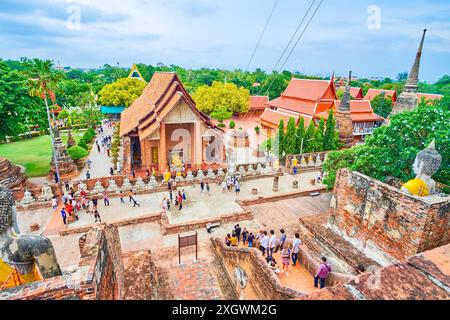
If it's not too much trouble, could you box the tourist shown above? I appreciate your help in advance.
[234,180,240,196]
[166,198,171,211]
[206,182,210,193]
[234,224,242,244]
[178,191,183,210]
[278,229,287,251]
[103,192,110,206]
[292,233,302,266]
[87,159,92,169]
[62,193,68,204]
[221,180,227,192]
[230,233,238,247]
[96,143,100,153]
[65,181,70,192]
[169,190,173,202]
[110,167,114,176]
[119,191,125,204]
[132,168,136,179]
[94,209,102,223]
[259,231,269,256]
[314,257,332,289]
[247,232,255,248]
[182,189,187,201]
[76,201,81,213]
[70,187,75,199]
[51,196,58,210]
[242,227,248,245]
[146,168,150,177]
[92,196,98,210]
[60,208,67,226]
[316,170,323,183]
[86,170,91,180]
[162,197,168,212]
[106,147,110,157]
[225,233,231,246]
[54,172,59,183]
[168,179,172,191]
[268,258,280,274]
[200,180,205,192]
[131,193,141,207]
[128,189,134,203]
[268,230,277,259]
[293,166,298,176]
[71,198,77,213]
[281,244,292,275]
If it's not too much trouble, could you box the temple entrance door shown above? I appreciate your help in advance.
[130,136,142,169]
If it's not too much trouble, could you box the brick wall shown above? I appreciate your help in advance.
[0,224,125,300]
[329,168,450,261]
[211,238,305,300]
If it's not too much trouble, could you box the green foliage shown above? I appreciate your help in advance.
[210,105,233,122]
[88,128,96,136]
[218,123,226,128]
[273,119,285,158]
[295,117,305,154]
[303,121,316,153]
[255,126,260,134]
[324,109,340,151]
[192,81,250,114]
[371,94,393,118]
[68,145,89,160]
[82,131,93,143]
[323,99,450,189]
[98,78,146,107]
[77,139,89,150]
[285,117,297,155]
[229,120,236,129]
[315,118,326,152]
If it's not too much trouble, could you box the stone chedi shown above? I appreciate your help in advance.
[334,71,354,149]
[48,126,78,182]
[0,186,62,286]
[401,140,442,197]
[391,29,427,116]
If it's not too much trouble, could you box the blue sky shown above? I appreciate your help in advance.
[0,0,449,81]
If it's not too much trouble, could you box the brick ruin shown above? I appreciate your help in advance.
[328,168,449,263]
[0,224,154,300]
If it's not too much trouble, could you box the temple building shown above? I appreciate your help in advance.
[364,89,397,102]
[259,77,382,143]
[248,96,269,116]
[120,72,223,173]
[128,63,146,82]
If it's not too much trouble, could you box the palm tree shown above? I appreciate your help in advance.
[25,59,64,187]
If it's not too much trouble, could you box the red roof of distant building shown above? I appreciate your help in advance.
[364,89,397,102]
[282,78,335,101]
[259,108,301,129]
[315,100,383,122]
[249,96,269,110]
[416,93,443,102]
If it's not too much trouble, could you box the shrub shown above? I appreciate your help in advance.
[78,139,89,150]
[68,145,89,160]
[88,128,96,137]
[82,131,93,143]
[255,126,260,134]
[218,123,226,128]
[229,120,235,129]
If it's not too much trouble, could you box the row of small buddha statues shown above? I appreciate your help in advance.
[290,152,328,169]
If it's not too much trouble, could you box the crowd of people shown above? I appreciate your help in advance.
[223,224,331,289]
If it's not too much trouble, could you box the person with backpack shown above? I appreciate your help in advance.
[292,233,302,266]
[281,244,292,275]
[314,257,332,289]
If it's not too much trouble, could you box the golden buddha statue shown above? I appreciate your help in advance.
[171,153,182,169]
[273,159,279,171]
[164,170,171,182]
[292,157,298,167]
[401,140,442,197]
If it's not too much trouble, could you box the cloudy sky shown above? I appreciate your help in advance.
[1,0,449,81]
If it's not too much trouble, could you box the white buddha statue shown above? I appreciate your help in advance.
[401,140,442,197]
[38,183,53,202]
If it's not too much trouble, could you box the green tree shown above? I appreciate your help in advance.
[285,117,297,155]
[324,109,339,151]
[315,118,326,152]
[192,81,250,114]
[210,105,233,123]
[371,93,393,118]
[323,99,450,189]
[98,77,146,107]
[295,117,305,154]
[303,121,316,153]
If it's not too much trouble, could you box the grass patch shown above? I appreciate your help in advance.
[0,131,85,177]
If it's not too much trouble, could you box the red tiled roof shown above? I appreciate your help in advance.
[282,78,333,101]
[120,72,221,139]
[259,109,299,129]
[416,92,443,101]
[364,89,397,102]
[249,96,269,110]
[315,100,383,122]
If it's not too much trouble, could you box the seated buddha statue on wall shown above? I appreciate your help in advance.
[401,140,442,197]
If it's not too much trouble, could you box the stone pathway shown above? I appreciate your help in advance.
[79,124,115,180]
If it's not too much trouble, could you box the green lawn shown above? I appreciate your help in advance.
[0,131,85,177]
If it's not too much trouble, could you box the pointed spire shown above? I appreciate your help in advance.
[427,139,436,150]
[338,71,351,112]
[404,29,427,92]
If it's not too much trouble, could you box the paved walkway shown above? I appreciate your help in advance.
[79,124,115,180]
